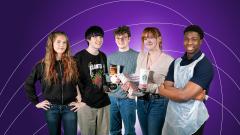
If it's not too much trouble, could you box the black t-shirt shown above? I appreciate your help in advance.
[165,51,214,93]
[74,49,110,108]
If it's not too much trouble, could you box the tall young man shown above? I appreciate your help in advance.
[159,25,214,135]
[107,26,138,135]
[75,26,110,135]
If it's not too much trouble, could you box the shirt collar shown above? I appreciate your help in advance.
[182,50,202,61]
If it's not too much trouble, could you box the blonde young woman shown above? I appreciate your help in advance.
[135,27,174,135]
[25,31,81,135]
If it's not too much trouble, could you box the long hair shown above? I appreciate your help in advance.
[141,27,162,51]
[44,31,78,84]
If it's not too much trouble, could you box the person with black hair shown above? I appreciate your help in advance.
[74,26,110,135]
[158,25,214,135]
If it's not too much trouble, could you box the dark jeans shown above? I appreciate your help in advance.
[137,95,168,135]
[45,104,77,135]
[109,96,136,135]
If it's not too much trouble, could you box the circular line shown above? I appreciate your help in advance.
[32,123,47,135]
[1,1,237,134]
[3,23,237,134]
[208,96,240,126]
[0,83,24,118]
[204,39,224,135]
[3,93,42,135]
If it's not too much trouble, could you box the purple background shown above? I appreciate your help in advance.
[1,0,240,134]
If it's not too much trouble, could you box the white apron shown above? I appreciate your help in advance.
[162,53,209,135]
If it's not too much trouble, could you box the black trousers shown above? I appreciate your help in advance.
[192,123,205,135]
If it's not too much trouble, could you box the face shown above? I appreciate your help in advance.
[53,35,67,55]
[87,36,103,49]
[115,33,130,50]
[143,33,161,51]
[184,31,202,55]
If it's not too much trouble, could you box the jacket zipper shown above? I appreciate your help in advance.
[59,62,64,104]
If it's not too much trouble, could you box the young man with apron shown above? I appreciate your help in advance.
[158,25,214,135]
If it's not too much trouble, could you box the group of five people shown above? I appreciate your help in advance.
[24,24,214,135]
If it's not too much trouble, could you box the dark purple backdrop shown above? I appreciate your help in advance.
[0,0,240,134]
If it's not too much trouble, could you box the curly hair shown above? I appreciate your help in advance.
[114,26,131,37]
[184,25,204,39]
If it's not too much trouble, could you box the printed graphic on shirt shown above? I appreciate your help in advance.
[88,62,104,88]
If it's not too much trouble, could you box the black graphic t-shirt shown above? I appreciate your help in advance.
[89,63,104,88]
[74,49,110,108]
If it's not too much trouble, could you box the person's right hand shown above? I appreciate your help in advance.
[138,84,147,90]
[35,100,51,110]
[110,74,120,84]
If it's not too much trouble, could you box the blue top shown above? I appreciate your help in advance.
[165,51,214,92]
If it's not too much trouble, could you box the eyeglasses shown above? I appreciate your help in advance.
[116,36,129,40]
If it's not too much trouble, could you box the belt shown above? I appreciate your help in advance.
[138,93,163,100]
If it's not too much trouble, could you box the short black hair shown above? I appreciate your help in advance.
[114,26,131,37]
[85,26,104,40]
[184,25,204,39]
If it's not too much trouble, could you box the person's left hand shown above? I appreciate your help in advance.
[121,81,131,91]
[156,84,165,95]
[195,90,206,101]
[69,102,83,112]
[76,95,81,103]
